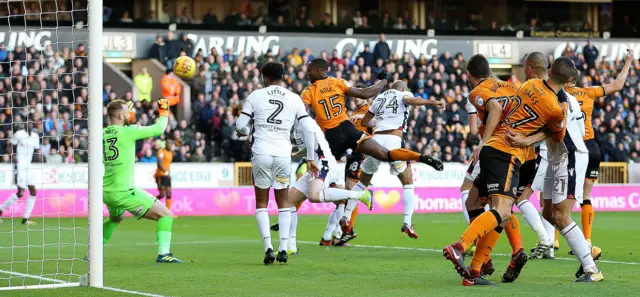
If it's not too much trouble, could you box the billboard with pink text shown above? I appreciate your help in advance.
[1,185,639,218]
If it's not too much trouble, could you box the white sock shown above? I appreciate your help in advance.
[322,208,339,240]
[561,221,597,272]
[484,204,490,211]
[319,188,363,202]
[335,204,345,225]
[403,185,415,225]
[23,195,36,219]
[0,194,19,212]
[461,190,470,224]
[277,208,291,252]
[343,182,367,219]
[542,215,556,246]
[255,208,273,252]
[517,200,549,244]
[289,207,298,251]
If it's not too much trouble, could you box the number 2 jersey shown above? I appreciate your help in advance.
[301,77,351,132]
[241,85,308,158]
[103,117,168,192]
[369,89,412,132]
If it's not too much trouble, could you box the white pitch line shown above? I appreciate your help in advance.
[0,269,67,284]
[101,286,171,297]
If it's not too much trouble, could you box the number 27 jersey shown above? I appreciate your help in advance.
[242,85,308,158]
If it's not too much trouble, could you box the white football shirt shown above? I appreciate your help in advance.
[545,90,587,163]
[369,89,412,133]
[11,130,40,167]
[240,85,308,158]
[293,120,336,165]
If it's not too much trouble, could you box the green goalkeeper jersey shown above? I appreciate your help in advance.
[103,117,168,192]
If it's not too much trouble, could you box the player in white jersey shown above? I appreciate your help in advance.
[236,62,318,265]
[460,97,482,225]
[0,124,40,225]
[350,81,444,238]
[508,57,602,282]
[287,120,372,254]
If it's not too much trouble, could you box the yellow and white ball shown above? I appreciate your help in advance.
[172,56,196,79]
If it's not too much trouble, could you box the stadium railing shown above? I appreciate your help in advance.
[234,162,253,186]
[599,162,628,184]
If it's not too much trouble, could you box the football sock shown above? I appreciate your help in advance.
[156,216,173,255]
[517,200,548,245]
[255,208,273,251]
[581,200,594,241]
[289,207,298,243]
[561,221,597,272]
[322,208,339,240]
[277,208,291,252]
[461,190,470,224]
[23,195,36,220]
[388,148,421,161]
[166,197,172,210]
[541,215,556,246]
[319,188,364,202]
[458,209,502,251]
[103,219,119,244]
[0,194,18,212]
[403,185,415,225]
[504,214,523,254]
[343,182,367,218]
[349,205,358,229]
[555,229,559,246]
[469,227,501,273]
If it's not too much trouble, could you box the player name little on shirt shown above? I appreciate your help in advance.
[255,123,290,133]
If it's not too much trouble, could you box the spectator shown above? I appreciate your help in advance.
[320,13,335,27]
[165,31,180,68]
[178,33,195,57]
[134,67,153,103]
[353,10,363,28]
[176,6,193,24]
[203,8,218,25]
[191,147,206,162]
[120,10,134,23]
[147,10,158,23]
[374,33,391,62]
[46,148,63,165]
[223,48,236,63]
[288,48,303,67]
[140,148,157,163]
[358,44,374,67]
[161,69,181,106]
[394,17,407,30]
[583,40,599,69]
[149,35,167,66]
[0,44,6,62]
[103,6,113,22]
[158,5,171,23]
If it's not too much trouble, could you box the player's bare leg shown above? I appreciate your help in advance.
[397,167,418,239]
[0,187,34,224]
[551,199,602,282]
[274,187,291,263]
[356,138,443,171]
[287,187,308,255]
[254,186,276,264]
[22,186,38,225]
[460,178,475,224]
[143,200,183,263]
[165,185,173,210]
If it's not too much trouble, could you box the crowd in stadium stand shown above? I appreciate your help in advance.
[0,32,639,164]
[140,32,640,163]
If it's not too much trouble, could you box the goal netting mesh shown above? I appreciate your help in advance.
[0,0,89,290]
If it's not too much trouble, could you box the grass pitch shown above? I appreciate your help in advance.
[1,212,639,296]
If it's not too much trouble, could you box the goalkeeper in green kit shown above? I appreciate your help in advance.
[102,98,183,263]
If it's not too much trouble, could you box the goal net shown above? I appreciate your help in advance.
[0,0,102,290]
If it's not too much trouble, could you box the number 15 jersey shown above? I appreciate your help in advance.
[301,77,351,132]
[242,85,308,158]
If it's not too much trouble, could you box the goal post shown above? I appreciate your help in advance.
[0,0,103,290]
[88,0,104,289]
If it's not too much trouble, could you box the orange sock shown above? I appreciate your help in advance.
[555,229,559,243]
[581,200,594,241]
[504,214,523,254]
[296,201,304,211]
[469,228,501,274]
[458,210,502,251]
[389,149,421,161]
[166,198,172,210]
[349,205,359,228]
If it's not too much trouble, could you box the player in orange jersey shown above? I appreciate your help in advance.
[568,49,632,243]
[303,58,443,234]
[155,140,175,209]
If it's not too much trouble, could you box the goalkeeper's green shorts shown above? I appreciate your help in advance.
[104,188,156,220]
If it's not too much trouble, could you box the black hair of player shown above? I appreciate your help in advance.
[550,57,577,85]
[466,54,491,79]
[260,62,284,81]
[309,58,329,70]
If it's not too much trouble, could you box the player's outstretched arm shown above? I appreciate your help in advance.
[603,49,634,95]
[347,79,387,99]
[236,99,254,137]
[403,96,446,110]
[128,99,170,140]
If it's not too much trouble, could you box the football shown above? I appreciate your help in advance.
[172,56,196,79]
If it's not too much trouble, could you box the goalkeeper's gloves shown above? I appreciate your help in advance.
[376,71,388,81]
[158,99,170,117]
[127,101,136,123]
